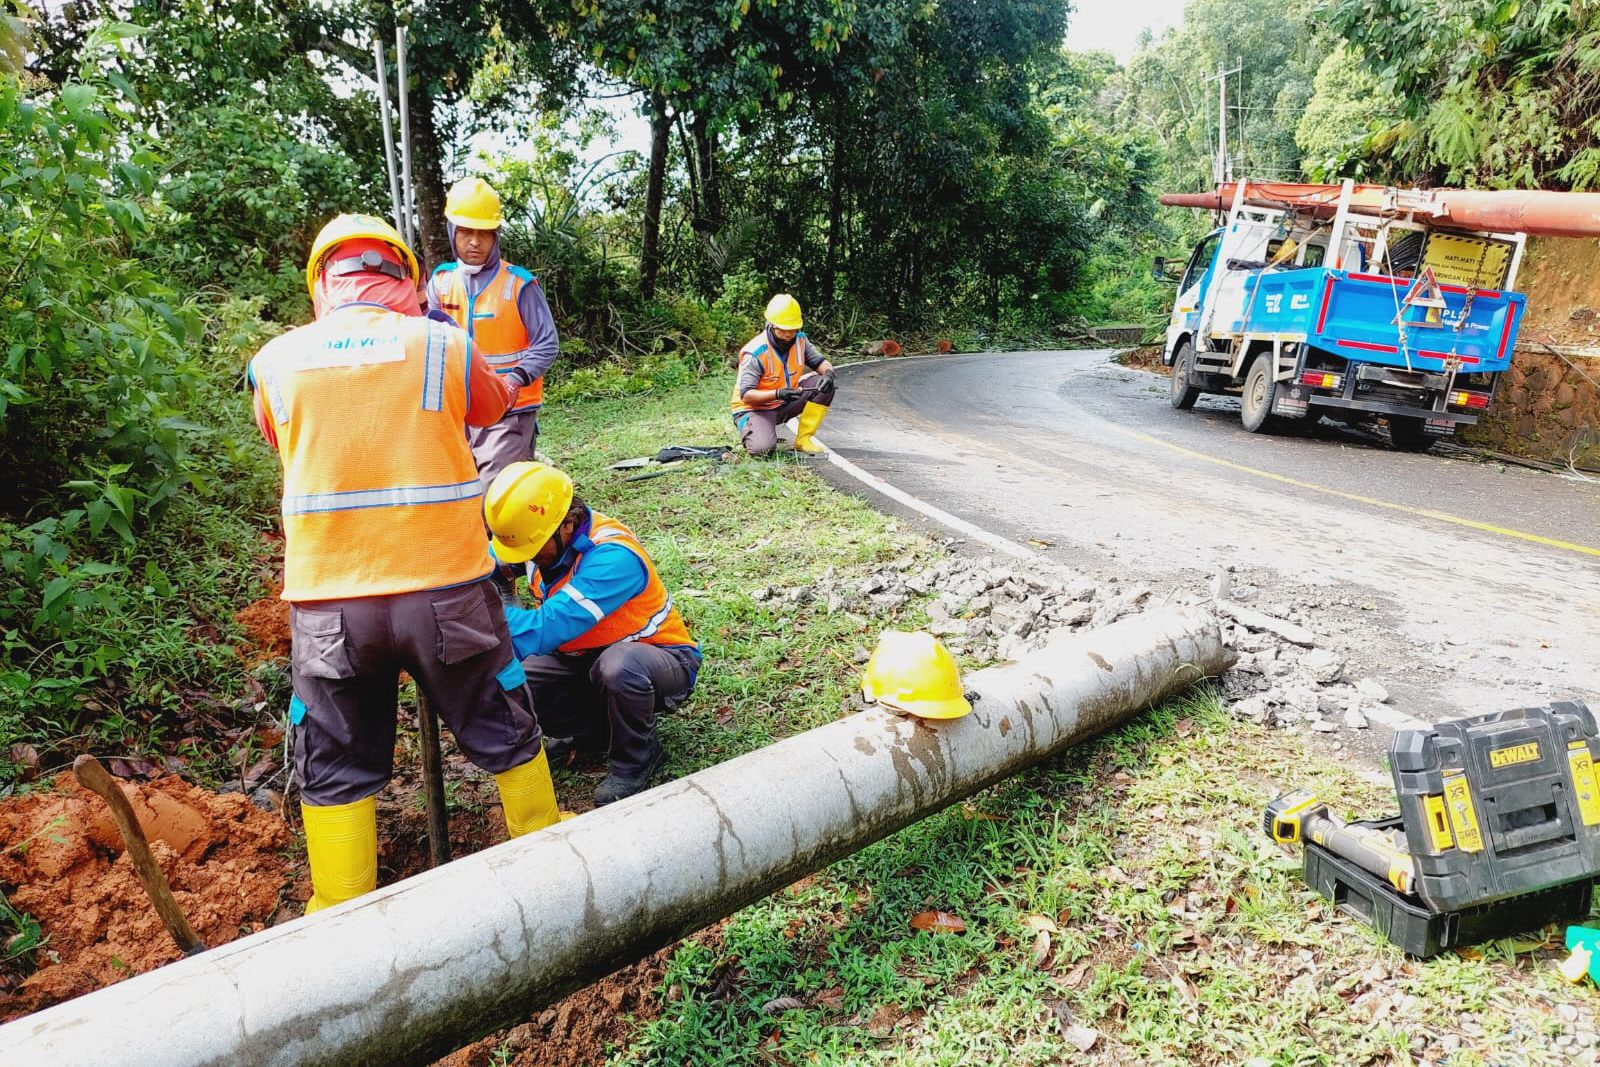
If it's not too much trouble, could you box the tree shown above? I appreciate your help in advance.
[1326,0,1600,189]
[1294,45,1386,180]
[549,0,860,297]
[1111,0,1322,193]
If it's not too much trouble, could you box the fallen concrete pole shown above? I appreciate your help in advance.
[0,606,1230,1066]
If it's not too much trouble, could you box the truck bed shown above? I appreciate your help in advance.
[1229,267,1526,374]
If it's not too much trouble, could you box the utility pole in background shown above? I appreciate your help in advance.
[1205,59,1243,185]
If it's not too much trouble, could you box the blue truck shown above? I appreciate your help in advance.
[1162,180,1529,451]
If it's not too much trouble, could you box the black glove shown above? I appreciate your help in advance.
[821,369,836,388]
[776,387,803,402]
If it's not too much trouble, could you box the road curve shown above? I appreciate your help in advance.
[821,350,1600,720]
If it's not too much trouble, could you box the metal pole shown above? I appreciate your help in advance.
[0,608,1231,1067]
[395,25,417,250]
[417,693,450,867]
[372,36,405,241]
[1216,62,1227,186]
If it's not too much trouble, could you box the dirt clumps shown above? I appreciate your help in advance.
[236,596,292,663]
[438,944,678,1066]
[0,772,295,1020]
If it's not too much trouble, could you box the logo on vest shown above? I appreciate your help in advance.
[299,333,408,370]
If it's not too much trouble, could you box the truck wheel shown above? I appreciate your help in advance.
[1386,416,1436,453]
[1240,356,1281,434]
[1169,341,1200,410]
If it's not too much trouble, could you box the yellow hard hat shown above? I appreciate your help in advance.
[304,213,420,300]
[861,631,972,720]
[764,293,804,331]
[484,461,575,564]
[445,176,504,230]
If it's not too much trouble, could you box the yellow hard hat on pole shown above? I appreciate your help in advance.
[484,461,574,564]
[444,177,504,230]
[304,213,420,300]
[765,293,804,330]
[861,631,972,720]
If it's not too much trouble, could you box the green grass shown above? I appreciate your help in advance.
[514,373,1595,1066]
[537,373,931,777]
[597,691,1591,1066]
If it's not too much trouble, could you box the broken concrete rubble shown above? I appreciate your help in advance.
[754,542,1412,737]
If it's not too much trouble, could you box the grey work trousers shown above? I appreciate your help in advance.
[469,408,540,491]
[734,373,835,457]
[522,642,699,778]
[289,579,543,806]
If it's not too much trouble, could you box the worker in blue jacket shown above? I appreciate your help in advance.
[484,462,700,805]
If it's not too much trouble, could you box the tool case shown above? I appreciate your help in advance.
[1390,700,1600,912]
[1303,816,1595,958]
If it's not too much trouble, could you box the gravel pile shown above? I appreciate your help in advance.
[755,545,1399,737]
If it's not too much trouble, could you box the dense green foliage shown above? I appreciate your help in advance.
[1325,0,1600,189]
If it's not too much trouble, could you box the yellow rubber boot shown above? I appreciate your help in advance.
[495,747,572,838]
[301,796,378,914]
[793,401,829,454]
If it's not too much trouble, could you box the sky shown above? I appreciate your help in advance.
[1063,0,1188,62]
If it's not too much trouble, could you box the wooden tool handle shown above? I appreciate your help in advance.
[73,754,206,956]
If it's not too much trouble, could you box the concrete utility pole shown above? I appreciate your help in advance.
[0,608,1231,1067]
[1206,59,1243,185]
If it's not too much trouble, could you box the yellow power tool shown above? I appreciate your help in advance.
[1265,789,1416,895]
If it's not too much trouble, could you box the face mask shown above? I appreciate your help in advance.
[768,327,795,355]
[457,261,484,277]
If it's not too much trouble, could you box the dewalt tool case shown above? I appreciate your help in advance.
[1303,816,1594,958]
[1390,700,1600,913]
[1285,701,1600,956]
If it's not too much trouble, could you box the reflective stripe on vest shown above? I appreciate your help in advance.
[249,306,490,601]
[549,515,694,653]
[435,263,543,410]
[729,331,811,412]
[282,478,482,515]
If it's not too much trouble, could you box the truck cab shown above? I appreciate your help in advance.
[1163,179,1527,450]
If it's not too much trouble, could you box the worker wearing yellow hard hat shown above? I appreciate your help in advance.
[730,293,838,456]
[427,177,561,491]
[485,462,701,806]
[250,213,567,914]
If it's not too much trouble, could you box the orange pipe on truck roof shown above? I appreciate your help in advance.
[1160,181,1600,238]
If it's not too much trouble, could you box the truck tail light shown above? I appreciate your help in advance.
[1448,390,1490,410]
[1300,372,1342,390]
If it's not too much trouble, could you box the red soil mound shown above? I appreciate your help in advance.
[0,773,295,1019]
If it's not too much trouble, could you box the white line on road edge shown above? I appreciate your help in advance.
[814,437,1037,561]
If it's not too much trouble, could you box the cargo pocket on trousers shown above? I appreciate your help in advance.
[433,583,502,664]
[291,607,355,679]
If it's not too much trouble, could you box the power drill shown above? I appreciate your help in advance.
[1265,789,1416,895]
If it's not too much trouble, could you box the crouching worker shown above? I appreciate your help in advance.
[730,293,836,456]
[249,215,567,914]
[484,462,701,805]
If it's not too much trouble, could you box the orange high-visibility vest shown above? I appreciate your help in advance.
[729,330,814,413]
[250,305,492,601]
[433,262,543,411]
[547,514,694,652]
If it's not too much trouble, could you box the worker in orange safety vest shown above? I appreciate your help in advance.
[249,214,568,913]
[427,177,560,487]
[730,293,837,456]
[484,462,701,806]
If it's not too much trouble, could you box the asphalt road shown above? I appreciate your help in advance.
[819,349,1600,724]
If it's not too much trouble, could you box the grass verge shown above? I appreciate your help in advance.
[607,691,1592,1066]
[487,372,1595,1066]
